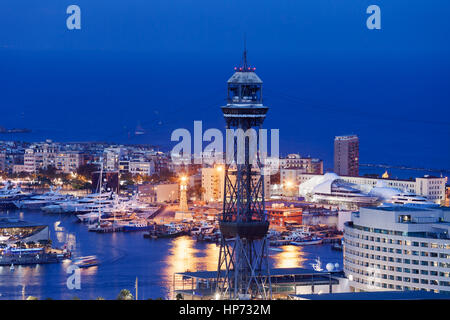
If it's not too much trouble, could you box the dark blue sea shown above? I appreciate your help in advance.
[0,209,342,300]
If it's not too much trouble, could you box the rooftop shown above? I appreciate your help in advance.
[0,218,45,229]
[176,267,335,280]
[289,290,450,300]
[365,206,428,212]
[227,71,262,84]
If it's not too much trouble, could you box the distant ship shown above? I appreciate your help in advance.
[0,126,31,134]
[135,124,145,135]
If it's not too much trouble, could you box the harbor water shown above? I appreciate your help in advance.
[0,209,343,300]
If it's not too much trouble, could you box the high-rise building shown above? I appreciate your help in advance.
[343,206,450,293]
[334,135,359,177]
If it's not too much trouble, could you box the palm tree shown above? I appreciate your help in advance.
[117,289,134,300]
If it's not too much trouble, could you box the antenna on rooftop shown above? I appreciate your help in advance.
[243,33,248,70]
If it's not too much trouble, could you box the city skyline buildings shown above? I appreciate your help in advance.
[334,135,359,177]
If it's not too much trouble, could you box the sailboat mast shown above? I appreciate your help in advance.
[98,159,103,227]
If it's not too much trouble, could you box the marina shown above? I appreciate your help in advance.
[0,208,342,300]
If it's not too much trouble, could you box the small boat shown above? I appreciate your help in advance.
[123,220,150,232]
[290,236,323,246]
[144,224,187,239]
[331,240,343,251]
[74,256,99,268]
[190,222,215,236]
[311,257,323,271]
[10,263,14,271]
[77,212,106,223]
[269,239,290,246]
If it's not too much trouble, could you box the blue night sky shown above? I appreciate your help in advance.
[0,0,449,171]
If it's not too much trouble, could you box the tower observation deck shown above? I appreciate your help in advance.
[216,49,271,300]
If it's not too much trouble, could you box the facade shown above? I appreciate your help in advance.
[155,183,179,203]
[201,165,270,203]
[23,141,60,173]
[119,159,155,176]
[138,183,179,203]
[0,152,5,172]
[446,186,450,207]
[55,151,84,174]
[298,174,447,205]
[149,152,170,174]
[12,164,27,174]
[201,166,225,202]
[19,141,85,174]
[264,154,323,178]
[344,206,450,293]
[266,206,303,226]
[334,135,359,177]
[280,154,323,174]
[104,147,123,171]
[3,152,24,174]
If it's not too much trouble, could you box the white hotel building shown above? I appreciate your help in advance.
[344,206,450,294]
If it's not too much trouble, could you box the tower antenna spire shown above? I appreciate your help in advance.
[242,34,248,70]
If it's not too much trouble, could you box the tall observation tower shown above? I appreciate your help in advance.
[216,49,271,300]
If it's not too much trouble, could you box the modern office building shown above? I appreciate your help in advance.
[334,135,359,177]
[343,206,450,294]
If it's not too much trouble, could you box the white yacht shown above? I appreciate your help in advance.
[386,193,439,208]
[13,187,72,209]
[0,184,31,209]
[42,192,115,213]
[311,181,378,206]
[368,181,439,208]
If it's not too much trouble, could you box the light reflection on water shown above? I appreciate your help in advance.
[0,209,342,300]
[271,245,307,269]
[163,237,220,297]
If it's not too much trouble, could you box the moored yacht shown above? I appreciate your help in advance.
[13,187,72,209]
[385,193,439,208]
[42,192,115,214]
[0,184,31,209]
